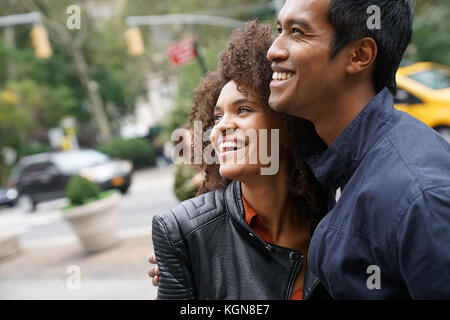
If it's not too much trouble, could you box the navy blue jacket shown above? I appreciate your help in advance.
[297,88,450,299]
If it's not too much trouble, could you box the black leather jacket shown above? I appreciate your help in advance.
[152,180,331,300]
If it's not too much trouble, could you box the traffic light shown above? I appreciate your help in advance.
[125,27,145,56]
[30,24,52,59]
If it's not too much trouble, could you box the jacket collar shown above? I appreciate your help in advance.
[225,180,276,247]
[225,179,246,223]
[295,87,399,190]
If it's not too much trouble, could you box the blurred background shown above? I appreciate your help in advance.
[0,0,448,299]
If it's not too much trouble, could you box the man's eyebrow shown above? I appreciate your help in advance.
[278,18,312,31]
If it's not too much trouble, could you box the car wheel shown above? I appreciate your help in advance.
[17,194,37,213]
[119,186,130,194]
[435,126,450,143]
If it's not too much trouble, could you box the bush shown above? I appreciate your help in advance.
[65,175,102,206]
[97,138,155,169]
[174,163,198,201]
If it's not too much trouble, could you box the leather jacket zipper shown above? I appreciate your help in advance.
[286,253,303,300]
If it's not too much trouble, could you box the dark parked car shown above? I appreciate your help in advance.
[0,185,18,208]
[7,149,133,212]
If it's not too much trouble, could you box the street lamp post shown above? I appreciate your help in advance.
[124,14,246,29]
[0,12,41,27]
[0,12,52,59]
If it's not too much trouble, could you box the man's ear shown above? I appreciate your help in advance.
[345,37,377,75]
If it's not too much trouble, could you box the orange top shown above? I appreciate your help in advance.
[242,194,303,300]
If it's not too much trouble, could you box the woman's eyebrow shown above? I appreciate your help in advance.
[214,99,255,111]
[231,98,255,106]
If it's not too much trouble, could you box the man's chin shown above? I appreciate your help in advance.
[269,95,290,114]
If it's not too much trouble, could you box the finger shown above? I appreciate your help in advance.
[149,255,157,264]
[152,275,159,286]
[148,265,158,278]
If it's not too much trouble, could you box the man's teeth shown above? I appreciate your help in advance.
[272,72,294,81]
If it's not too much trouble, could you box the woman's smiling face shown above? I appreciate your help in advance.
[210,80,283,180]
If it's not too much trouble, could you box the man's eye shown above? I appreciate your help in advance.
[292,28,304,35]
[276,27,282,35]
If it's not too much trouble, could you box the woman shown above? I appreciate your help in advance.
[151,21,328,300]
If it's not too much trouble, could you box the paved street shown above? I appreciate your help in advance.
[0,166,179,247]
[0,166,179,299]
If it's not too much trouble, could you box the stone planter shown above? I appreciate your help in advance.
[0,230,21,260]
[62,191,121,254]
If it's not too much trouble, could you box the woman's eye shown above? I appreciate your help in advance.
[276,27,282,35]
[213,114,222,121]
[238,107,251,114]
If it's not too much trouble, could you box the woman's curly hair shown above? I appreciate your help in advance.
[188,21,327,220]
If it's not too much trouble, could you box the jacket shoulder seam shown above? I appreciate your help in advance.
[181,212,228,244]
[160,190,227,246]
[392,184,450,243]
[155,209,177,247]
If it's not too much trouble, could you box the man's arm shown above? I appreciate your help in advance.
[396,186,450,299]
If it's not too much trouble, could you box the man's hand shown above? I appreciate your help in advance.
[148,255,160,287]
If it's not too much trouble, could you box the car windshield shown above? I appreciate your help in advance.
[408,68,450,90]
[52,150,109,173]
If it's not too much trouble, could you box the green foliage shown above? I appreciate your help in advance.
[409,0,450,66]
[97,137,155,168]
[174,163,198,201]
[65,175,102,206]
[159,41,226,142]
[86,18,147,118]
[20,143,51,158]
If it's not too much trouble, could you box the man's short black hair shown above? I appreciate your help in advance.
[328,0,414,94]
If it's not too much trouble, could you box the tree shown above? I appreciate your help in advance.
[410,0,450,66]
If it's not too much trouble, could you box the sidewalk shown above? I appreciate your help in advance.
[0,232,157,300]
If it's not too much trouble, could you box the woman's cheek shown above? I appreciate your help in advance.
[210,127,216,142]
[210,127,219,149]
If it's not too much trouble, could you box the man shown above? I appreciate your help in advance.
[267,0,450,299]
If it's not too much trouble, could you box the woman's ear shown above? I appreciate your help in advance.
[345,37,377,75]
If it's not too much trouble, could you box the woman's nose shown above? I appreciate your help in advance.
[211,114,237,145]
[267,36,289,63]
[215,114,237,132]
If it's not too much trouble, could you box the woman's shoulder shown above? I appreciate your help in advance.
[152,187,228,242]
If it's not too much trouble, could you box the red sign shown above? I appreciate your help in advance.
[168,37,197,66]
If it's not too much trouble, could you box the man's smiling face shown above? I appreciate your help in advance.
[267,0,345,121]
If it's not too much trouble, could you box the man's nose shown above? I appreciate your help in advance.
[267,36,288,62]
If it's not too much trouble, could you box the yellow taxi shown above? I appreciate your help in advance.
[395,62,450,142]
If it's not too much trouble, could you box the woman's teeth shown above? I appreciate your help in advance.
[219,141,243,153]
[272,72,293,81]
